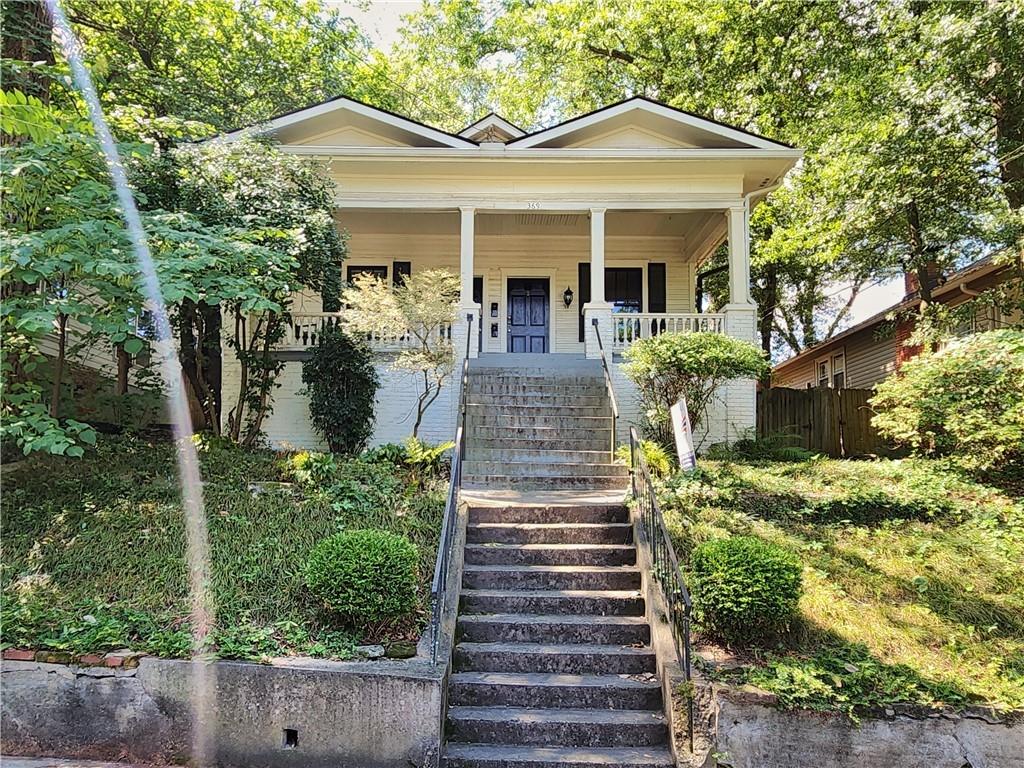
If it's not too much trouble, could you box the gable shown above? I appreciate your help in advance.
[565,125,695,149]
[293,125,407,148]
[221,96,476,149]
[510,97,791,151]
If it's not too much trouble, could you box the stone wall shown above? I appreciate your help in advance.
[678,683,1023,768]
[1,656,445,768]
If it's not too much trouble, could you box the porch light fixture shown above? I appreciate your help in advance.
[562,286,574,308]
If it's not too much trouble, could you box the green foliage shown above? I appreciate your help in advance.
[615,440,673,479]
[301,327,379,454]
[404,436,454,474]
[656,458,1024,712]
[706,431,816,463]
[61,0,391,134]
[287,450,337,486]
[623,332,768,446]
[304,529,419,625]
[871,331,1024,471]
[1,435,445,659]
[361,443,409,466]
[691,535,803,643]
[342,269,460,437]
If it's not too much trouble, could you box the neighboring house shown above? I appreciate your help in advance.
[219,95,801,448]
[773,256,1022,390]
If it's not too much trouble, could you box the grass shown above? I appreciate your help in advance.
[1,435,445,661]
[656,457,1024,715]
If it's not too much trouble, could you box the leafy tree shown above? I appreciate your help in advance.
[389,0,1022,358]
[622,332,768,448]
[342,269,460,438]
[61,0,395,135]
[870,330,1024,471]
[133,138,347,435]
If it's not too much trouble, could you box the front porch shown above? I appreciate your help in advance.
[279,206,754,359]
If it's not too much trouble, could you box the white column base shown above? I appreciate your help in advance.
[582,302,613,360]
[454,305,481,359]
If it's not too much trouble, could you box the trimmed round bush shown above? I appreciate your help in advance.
[305,529,419,624]
[691,535,803,643]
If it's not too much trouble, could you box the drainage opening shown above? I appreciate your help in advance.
[282,728,298,749]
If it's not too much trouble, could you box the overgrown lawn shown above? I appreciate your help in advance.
[658,458,1024,715]
[1,435,445,661]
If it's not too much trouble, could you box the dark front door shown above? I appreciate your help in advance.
[507,278,549,353]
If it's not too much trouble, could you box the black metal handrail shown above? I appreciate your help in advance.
[429,314,473,665]
[629,425,695,751]
[590,318,618,454]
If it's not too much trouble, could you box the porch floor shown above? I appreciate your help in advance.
[470,353,597,373]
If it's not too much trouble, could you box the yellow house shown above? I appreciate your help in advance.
[219,96,801,456]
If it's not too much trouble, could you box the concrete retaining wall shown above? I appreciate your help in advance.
[1,656,445,768]
[679,683,1023,768]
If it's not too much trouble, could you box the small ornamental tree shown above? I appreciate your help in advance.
[342,269,459,437]
[871,330,1024,470]
[301,327,379,454]
[623,332,769,448]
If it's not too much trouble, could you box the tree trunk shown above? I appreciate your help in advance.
[49,313,68,418]
[199,302,222,420]
[0,0,53,101]
[115,343,130,395]
[759,264,778,355]
[906,200,934,305]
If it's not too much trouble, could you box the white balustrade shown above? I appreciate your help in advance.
[280,312,453,352]
[610,313,725,352]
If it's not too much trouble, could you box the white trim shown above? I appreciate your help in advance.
[499,270,560,354]
[218,97,477,149]
[510,99,790,151]
[459,114,526,139]
[283,145,803,160]
[335,198,747,211]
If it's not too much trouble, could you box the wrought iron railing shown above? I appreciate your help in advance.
[429,314,473,665]
[629,425,694,751]
[611,312,724,352]
[590,318,618,455]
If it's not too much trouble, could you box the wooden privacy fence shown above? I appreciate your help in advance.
[757,386,888,457]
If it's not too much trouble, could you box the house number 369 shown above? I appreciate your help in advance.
[526,202,542,209]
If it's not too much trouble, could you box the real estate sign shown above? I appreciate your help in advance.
[670,398,697,471]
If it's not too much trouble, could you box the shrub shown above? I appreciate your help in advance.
[361,442,408,466]
[301,327,379,454]
[691,535,803,643]
[707,430,816,462]
[615,439,674,478]
[304,529,419,624]
[623,332,768,448]
[287,450,337,485]
[870,330,1024,470]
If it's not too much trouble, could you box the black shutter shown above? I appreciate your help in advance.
[648,263,666,313]
[393,261,411,287]
[578,262,591,342]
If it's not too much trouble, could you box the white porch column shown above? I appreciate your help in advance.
[726,204,751,306]
[584,207,612,359]
[457,206,480,358]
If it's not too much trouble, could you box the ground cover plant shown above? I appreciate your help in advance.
[0,435,446,661]
[656,457,1024,716]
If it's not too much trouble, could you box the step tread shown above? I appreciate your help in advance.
[461,588,642,599]
[457,613,647,626]
[469,523,632,531]
[448,707,666,725]
[463,565,639,574]
[444,743,674,766]
[456,642,654,656]
[449,671,660,689]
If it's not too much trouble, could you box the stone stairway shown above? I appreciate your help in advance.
[443,501,673,768]
[462,360,629,491]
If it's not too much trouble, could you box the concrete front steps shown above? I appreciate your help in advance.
[462,362,628,492]
[443,502,673,768]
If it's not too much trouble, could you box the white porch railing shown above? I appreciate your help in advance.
[280,312,453,352]
[610,312,725,352]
